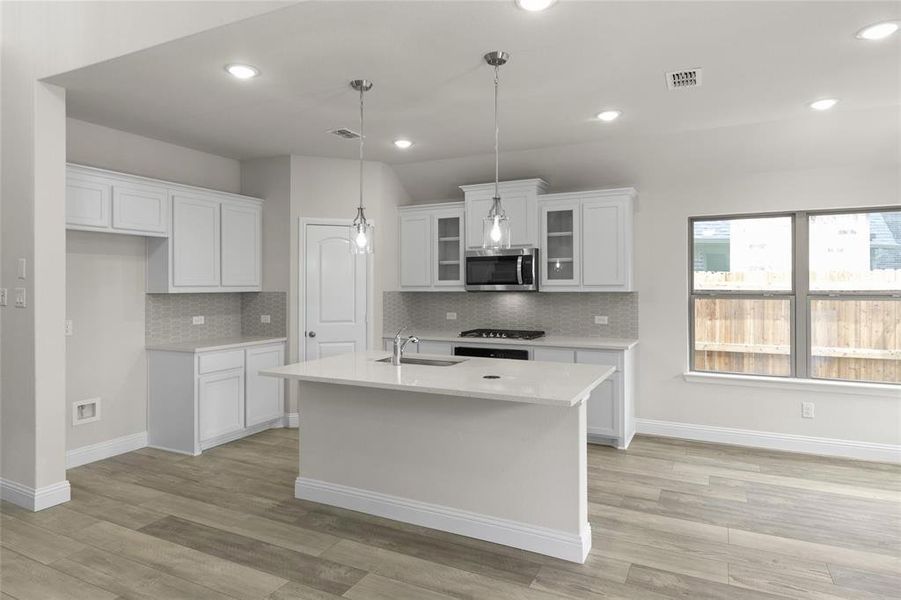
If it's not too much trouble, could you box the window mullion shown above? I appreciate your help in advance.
[794,212,809,379]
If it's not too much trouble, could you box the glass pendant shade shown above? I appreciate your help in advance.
[351,207,374,255]
[482,197,511,249]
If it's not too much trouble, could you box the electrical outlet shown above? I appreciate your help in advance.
[260,314,271,324]
[0,288,6,307]
[801,402,815,419]
[14,288,26,308]
[594,315,609,325]
[65,319,74,336]
[192,315,205,325]
[446,312,458,320]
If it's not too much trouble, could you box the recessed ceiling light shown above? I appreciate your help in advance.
[224,64,259,80]
[394,139,413,149]
[515,0,556,12]
[596,110,621,122]
[856,21,899,40]
[809,98,838,111]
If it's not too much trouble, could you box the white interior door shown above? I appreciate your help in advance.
[304,224,368,360]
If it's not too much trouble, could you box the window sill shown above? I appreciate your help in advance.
[683,372,900,398]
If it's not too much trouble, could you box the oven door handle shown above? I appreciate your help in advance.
[516,256,523,285]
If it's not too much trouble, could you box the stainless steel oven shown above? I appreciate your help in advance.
[464,248,538,292]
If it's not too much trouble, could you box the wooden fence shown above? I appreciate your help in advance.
[692,274,900,383]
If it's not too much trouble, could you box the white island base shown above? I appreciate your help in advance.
[263,351,615,564]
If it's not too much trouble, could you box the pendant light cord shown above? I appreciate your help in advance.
[359,85,365,212]
[493,64,500,202]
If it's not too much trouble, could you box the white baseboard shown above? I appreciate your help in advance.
[285,412,299,428]
[635,419,901,464]
[67,431,148,469]
[0,478,71,511]
[295,477,591,563]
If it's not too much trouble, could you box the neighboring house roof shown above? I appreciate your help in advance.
[694,221,730,241]
[870,212,901,248]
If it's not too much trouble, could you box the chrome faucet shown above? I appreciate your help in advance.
[392,327,419,366]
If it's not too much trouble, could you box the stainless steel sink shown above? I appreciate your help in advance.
[376,356,466,367]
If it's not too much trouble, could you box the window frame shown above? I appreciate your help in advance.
[689,207,901,385]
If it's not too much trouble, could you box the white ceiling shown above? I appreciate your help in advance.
[49,1,900,169]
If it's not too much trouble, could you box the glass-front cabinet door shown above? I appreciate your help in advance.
[540,202,581,288]
[433,208,464,288]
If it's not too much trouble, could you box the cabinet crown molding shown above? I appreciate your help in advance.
[67,163,262,205]
[459,178,549,194]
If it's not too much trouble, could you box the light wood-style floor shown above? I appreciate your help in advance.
[2,429,900,599]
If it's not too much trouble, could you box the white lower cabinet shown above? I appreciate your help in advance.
[198,369,245,443]
[149,341,286,455]
[245,344,286,427]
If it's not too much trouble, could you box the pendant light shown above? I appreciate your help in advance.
[350,79,374,254]
[482,51,512,249]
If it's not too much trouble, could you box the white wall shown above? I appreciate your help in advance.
[65,232,147,451]
[637,164,900,445]
[68,118,241,193]
[393,110,901,448]
[1,0,284,502]
[64,119,242,453]
[240,156,291,292]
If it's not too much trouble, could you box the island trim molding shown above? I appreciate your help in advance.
[295,476,592,563]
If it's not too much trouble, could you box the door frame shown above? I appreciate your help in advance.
[298,217,375,362]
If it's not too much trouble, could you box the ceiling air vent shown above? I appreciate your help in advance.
[666,68,702,90]
[328,127,361,140]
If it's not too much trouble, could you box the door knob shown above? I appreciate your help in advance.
[308,331,317,338]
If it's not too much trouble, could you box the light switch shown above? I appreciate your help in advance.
[260,314,271,323]
[65,319,74,336]
[17,258,26,280]
[192,316,205,325]
[446,312,458,320]
[0,288,6,307]
[14,288,26,308]
[594,315,609,325]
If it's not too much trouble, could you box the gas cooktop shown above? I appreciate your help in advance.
[459,328,546,340]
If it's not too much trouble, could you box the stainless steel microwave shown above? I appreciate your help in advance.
[464,248,538,292]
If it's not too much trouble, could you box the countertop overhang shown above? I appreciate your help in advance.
[385,331,638,351]
[261,351,615,406]
[146,336,287,353]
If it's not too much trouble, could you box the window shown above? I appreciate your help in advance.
[690,209,900,385]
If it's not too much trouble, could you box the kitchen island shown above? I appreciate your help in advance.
[261,350,615,563]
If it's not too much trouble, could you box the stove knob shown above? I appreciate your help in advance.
[501,333,508,338]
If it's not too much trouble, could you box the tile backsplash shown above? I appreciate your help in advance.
[241,292,288,338]
[146,292,287,344]
[383,291,638,338]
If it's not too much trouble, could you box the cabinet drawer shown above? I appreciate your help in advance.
[575,349,623,372]
[532,347,575,363]
[198,349,245,374]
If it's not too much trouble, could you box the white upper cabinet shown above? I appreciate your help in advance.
[111,181,168,236]
[432,207,464,288]
[148,191,262,293]
[540,201,581,288]
[461,179,548,249]
[171,192,221,288]
[399,210,433,289]
[538,188,635,292]
[399,203,465,291]
[67,164,167,237]
[66,170,112,230]
[221,202,262,288]
[581,193,634,291]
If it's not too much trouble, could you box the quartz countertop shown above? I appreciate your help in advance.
[146,336,287,353]
[260,350,615,407]
[383,330,638,350]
